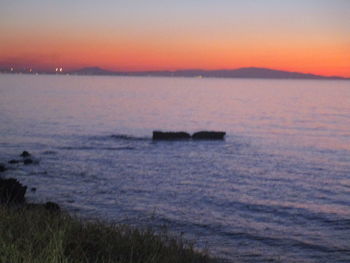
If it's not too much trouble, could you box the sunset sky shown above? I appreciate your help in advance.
[1,0,349,77]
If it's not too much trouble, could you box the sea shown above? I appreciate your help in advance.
[0,74,349,262]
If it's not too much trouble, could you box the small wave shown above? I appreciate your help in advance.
[87,134,149,142]
[223,231,341,254]
[203,197,347,230]
[59,146,96,150]
[42,150,57,155]
[58,146,135,151]
[104,146,135,150]
[143,214,347,256]
[110,134,149,141]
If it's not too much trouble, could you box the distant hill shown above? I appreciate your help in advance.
[69,67,348,80]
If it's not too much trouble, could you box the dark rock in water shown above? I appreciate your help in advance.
[23,159,33,165]
[153,131,191,140]
[0,178,27,204]
[192,131,226,140]
[44,202,61,213]
[30,187,37,192]
[20,151,31,158]
[8,159,20,164]
[0,163,6,172]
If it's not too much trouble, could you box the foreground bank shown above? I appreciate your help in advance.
[0,205,214,263]
[0,162,215,263]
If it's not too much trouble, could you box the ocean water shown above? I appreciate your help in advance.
[0,74,350,262]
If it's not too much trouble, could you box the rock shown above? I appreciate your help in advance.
[192,131,226,140]
[44,202,61,213]
[30,187,37,192]
[152,131,191,140]
[20,151,31,158]
[8,160,20,164]
[23,159,34,165]
[0,178,27,204]
[0,163,6,172]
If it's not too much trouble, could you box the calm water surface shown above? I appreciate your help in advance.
[0,74,350,262]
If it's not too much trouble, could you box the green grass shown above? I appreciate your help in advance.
[0,206,215,263]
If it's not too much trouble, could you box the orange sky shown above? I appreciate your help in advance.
[1,1,349,77]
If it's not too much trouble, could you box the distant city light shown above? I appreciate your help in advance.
[55,67,63,73]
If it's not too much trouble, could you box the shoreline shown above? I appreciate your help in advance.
[0,156,216,263]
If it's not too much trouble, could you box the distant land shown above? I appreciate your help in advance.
[69,67,349,80]
[1,66,349,80]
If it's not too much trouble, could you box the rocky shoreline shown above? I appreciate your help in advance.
[0,151,60,211]
[0,151,215,263]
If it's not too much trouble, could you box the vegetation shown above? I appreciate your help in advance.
[0,205,214,263]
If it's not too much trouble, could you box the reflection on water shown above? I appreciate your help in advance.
[0,74,350,262]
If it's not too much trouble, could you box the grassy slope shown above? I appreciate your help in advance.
[0,206,214,263]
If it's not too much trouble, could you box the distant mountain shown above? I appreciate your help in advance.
[188,67,338,79]
[69,67,348,80]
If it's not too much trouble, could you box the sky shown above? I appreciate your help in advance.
[0,0,349,77]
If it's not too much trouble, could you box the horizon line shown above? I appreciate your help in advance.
[1,66,349,80]
[1,65,349,79]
